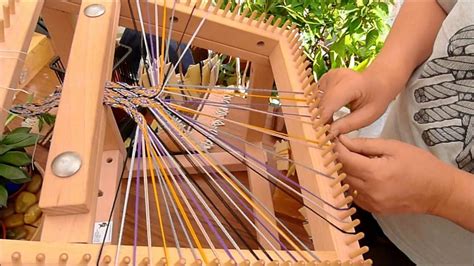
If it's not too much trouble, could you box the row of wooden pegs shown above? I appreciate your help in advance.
[0,0,20,42]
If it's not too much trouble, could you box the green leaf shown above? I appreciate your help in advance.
[1,132,32,145]
[9,127,31,134]
[0,151,31,166]
[0,163,31,184]
[8,135,39,150]
[366,29,379,48]
[0,185,7,207]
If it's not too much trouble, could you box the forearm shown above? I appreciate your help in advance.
[431,167,474,232]
[364,0,446,99]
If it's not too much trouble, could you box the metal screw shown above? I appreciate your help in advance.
[84,4,106,18]
[51,151,82,178]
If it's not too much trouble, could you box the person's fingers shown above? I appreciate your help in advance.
[329,104,379,135]
[343,174,365,192]
[339,135,392,156]
[334,138,374,179]
[318,81,360,126]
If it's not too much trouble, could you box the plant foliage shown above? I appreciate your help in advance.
[233,0,393,77]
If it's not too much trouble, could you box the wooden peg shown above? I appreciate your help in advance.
[280,261,290,266]
[195,0,202,8]
[263,15,274,30]
[267,261,279,266]
[103,255,112,265]
[238,8,250,22]
[286,23,298,37]
[36,253,46,263]
[271,17,282,32]
[239,260,251,266]
[331,173,347,187]
[295,262,306,266]
[122,256,131,265]
[293,50,305,62]
[290,36,299,48]
[230,4,241,19]
[256,13,266,27]
[336,195,353,208]
[288,29,298,41]
[225,260,237,266]
[247,10,258,25]
[253,260,265,266]
[363,259,373,266]
[349,246,369,259]
[301,75,314,89]
[3,5,10,27]
[298,61,311,74]
[186,0,192,6]
[311,107,322,121]
[340,261,352,266]
[175,258,186,266]
[295,54,307,65]
[191,260,203,266]
[11,252,21,264]
[329,261,341,266]
[82,253,92,263]
[59,253,68,264]
[210,258,221,266]
[314,124,329,139]
[0,19,4,42]
[339,207,357,220]
[342,219,360,231]
[312,119,323,130]
[222,2,232,17]
[321,142,335,157]
[213,0,223,14]
[8,0,15,14]
[327,162,343,176]
[141,257,150,266]
[345,232,365,245]
[300,68,312,81]
[333,183,349,197]
[319,133,333,147]
[323,152,338,167]
[292,45,301,56]
[159,257,168,266]
[204,0,212,11]
[279,20,291,34]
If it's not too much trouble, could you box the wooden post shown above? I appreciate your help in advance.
[39,0,121,242]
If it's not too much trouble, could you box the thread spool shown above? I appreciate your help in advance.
[230,4,240,19]
[213,0,223,14]
[349,246,369,259]
[331,173,347,187]
[332,183,349,197]
[323,152,338,167]
[247,10,258,25]
[238,8,249,22]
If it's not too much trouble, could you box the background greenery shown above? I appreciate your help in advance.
[224,0,393,78]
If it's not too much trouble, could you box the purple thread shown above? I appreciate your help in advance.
[133,131,142,266]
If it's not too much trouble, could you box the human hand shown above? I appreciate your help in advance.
[334,135,454,215]
[317,68,396,135]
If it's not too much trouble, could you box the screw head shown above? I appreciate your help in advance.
[84,4,106,18]
[51,151,82,177]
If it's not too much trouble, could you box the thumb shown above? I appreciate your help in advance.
[329,104,379,135]
[338,135,390,156]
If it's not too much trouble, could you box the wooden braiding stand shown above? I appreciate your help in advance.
[0,0,370,265]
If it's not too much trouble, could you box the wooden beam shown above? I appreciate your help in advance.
[41,7,76,65]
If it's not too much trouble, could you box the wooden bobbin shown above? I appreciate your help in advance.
[339,207,356,220]
[230,4,241,19]
[36,253,46,263]
[336,195,353,208]
[103,255,112,265]
[327,162,343,176]
[11,252,21,263]
[59,253,68,264]
[345,232,365,245]
[247,11,258,25]
[271,17,282,32]
[263,15,274,30]
[222,2,232,17]
[213,0,223,14]
[238,8,250,23]
[342,219,360,231]
[349,246,369,259]
[3,5,10,27]
[332,183,349,197]
[0,19,5,43]
[256,13,266,27]
[323,152,338,167]
[331,173,347,187]
[279,20,291,34]
[204,0,212,11]
[321,142,335,157]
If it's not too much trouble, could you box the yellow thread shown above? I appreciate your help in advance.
[144,125,209,263]
[155,106,310,261]
[142,126,169,263]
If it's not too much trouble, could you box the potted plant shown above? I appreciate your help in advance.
[0,127,43,240]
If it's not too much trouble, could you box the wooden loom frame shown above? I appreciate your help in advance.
[0,0,370,265]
